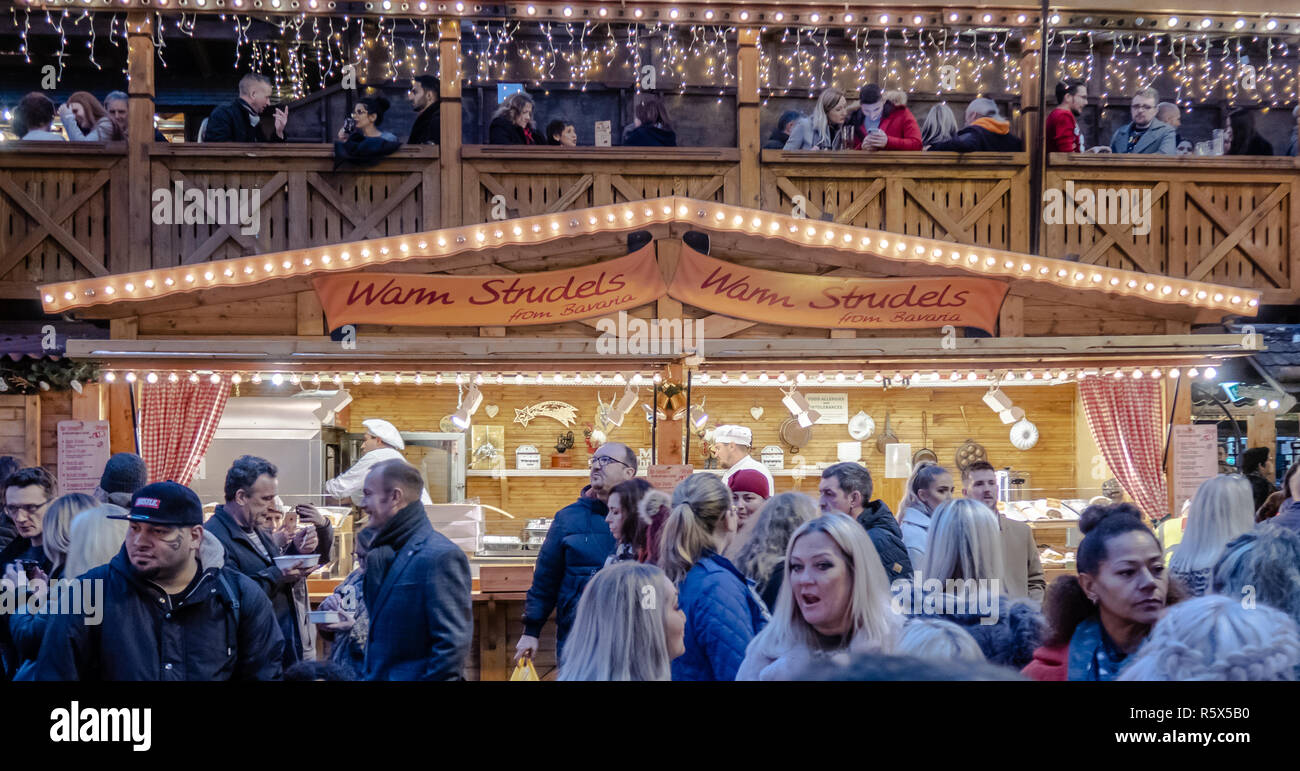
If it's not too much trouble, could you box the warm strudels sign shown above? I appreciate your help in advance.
[312,246,667,328]
[668,249,1010,334]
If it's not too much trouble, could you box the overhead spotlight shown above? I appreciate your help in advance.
[450,383,484,429]
[982,387,1013,413]
[605,386,641,427]
[998,406,1026,425]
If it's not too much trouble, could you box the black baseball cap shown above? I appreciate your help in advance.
[107,481,204,526]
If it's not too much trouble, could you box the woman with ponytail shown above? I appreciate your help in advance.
[660,473,767,680]
[1022,503,1179,681]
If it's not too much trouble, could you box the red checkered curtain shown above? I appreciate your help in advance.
[139,379,230,486]
[1078,377,1168,521]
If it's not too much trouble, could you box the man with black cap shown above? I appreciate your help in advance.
[206,455,330,669]
[34,481,284,680]
[93,452,148,508]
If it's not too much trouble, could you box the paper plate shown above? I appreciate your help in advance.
[847,411,875,440]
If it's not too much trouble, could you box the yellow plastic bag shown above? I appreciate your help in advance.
[510,659,539,681]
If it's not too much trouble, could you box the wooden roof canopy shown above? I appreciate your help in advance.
[40,197,1261,323]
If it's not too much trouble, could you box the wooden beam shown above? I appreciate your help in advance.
[736,28,761,211]
[438,20,463,229]
[126,11,155,274]
[71,383,104,422]
[108,317,138,455]
[1246,411,1277,483]
[296,290,324,336]
[998,295,1025,337]
[24,395,41,466]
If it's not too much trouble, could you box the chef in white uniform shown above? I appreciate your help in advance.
[326,418,433,504]
[713,425,775,497]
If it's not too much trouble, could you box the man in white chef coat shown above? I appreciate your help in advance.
[326,419,433,505]
[713,425,775,498]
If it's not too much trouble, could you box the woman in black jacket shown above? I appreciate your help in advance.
[1226,108,1274,156]
[624,94,677,147]
[489,92,538,145]
[334,95,402,167]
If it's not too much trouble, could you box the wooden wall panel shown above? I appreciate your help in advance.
[137,298,299,336]
[38,391,74,482]
[340,381,1078,535]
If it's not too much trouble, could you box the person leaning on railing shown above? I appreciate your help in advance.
[202,72,287,143]
[57,91,115,142]
[334,95,402,168]
[848,85,922,151]
[919,102,958,149]
[925,98,1024,153]
[1046,80,1087,153]
[1098,87,1176,154]
[623,93,677,147]
[784,88,850,151]
[13,93,63,141]
[489,91,538,145]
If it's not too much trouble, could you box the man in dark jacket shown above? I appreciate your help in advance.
[34,481,283,680]
[203,73,288,143]
[1241,447,1277,513]
[407,74,441,145]
[927,98,1024,153]
[1,466,56,678]
[514,442,632,665]
[92,452,148,508]
[205,455,329,669]
[359,459,471,680]
[819,462,912,582]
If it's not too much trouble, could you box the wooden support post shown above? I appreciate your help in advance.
[108,317,139,455]
[1247,410,1278,483]
[439,20,464,228]
[126,12,155,273]
[23,395,41,466]
[656,363,684,466]
[736,28,761,210]
[71,383,105,422]
[1020,30,1043,256]
[296,291,325,336]
[998,295,1025,338]
[1164,371,1192,516]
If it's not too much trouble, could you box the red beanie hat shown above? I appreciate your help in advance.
[728,469,771,499]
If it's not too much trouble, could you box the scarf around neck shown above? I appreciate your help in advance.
[363,500,428,611]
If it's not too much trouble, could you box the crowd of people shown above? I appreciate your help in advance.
[3,430,1299,681]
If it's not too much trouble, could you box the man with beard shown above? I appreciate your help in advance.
[1046,80,1087,153]
[963,461,1044,602]
[359,459,470,680]
[514,442,634,666]
[206,455,331,669]
[407,74,441,145]
[34,481,283,680]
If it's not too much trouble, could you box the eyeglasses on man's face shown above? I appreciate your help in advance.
[588,455,630,470]
[5,502,48,518]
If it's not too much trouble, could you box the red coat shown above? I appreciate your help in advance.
[851,106,923,151]
[1046,107,1082,153]
[1021,642,1068,681]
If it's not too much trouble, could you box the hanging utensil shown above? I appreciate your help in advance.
[954,406,988,471]
[875,409,899,454]
[913,410,938,465]
[780,417,813,454]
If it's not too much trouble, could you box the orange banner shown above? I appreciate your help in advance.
[668,248,1010,334]
[313,247,666,328]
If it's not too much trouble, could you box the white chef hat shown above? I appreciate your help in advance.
[362,418,405,450]
[713,424,753,447]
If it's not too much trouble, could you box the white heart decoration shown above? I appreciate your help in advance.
[484,404,499,418]
[750,406,764,420]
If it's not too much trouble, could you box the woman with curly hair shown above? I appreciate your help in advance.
[1118,595,1300,680]
[731,492,818,612]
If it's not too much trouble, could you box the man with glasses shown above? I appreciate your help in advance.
[1,466,56,679]
[514,442,635,666]
[1104,87,1176,154]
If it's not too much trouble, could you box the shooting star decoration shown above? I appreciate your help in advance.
[514,400,580,428]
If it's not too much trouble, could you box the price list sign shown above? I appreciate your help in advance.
[57,420,111,496]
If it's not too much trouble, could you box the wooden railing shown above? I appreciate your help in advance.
[1045,153,1300,302]
[460,146,741,224]
[4,142,1300,303]
[0,143,439,295]
[761,150,1031,252]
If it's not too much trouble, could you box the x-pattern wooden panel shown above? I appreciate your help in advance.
[1183,182,1289,287]
[1071,181,1168,276]
[770,176,888,226]
[901,178,1011,243]
[0,170,114,278]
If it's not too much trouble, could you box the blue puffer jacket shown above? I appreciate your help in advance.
[672,550,768,682]
[522,494,615,649]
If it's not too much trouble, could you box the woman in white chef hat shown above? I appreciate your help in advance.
[325,418,433,505]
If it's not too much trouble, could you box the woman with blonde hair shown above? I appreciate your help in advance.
[737,514,901,680]
[899,462,953,567]
[1118,594,1300,681]
[38,492,98,579]
[63,503,130,578]
[897,618,986,662]
[559,561,685,681]
[913,498,1044,669]
[660,473,767,681]
[731,492,819,611]
[1169,474,1254,597]
[920,101,959,148]
[784,88,851,151]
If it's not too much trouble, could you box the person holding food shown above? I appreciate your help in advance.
[325,419,433,506]
[205,455,332,670]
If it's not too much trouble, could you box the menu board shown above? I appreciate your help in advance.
[647,464,694,491]
[1171,424,1218,515]
[57,420,111,496]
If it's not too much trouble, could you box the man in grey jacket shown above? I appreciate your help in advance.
[962,461,1045,603]
[1106,87,1177,155]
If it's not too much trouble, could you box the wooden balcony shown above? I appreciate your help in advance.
[2,142,1297,302]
